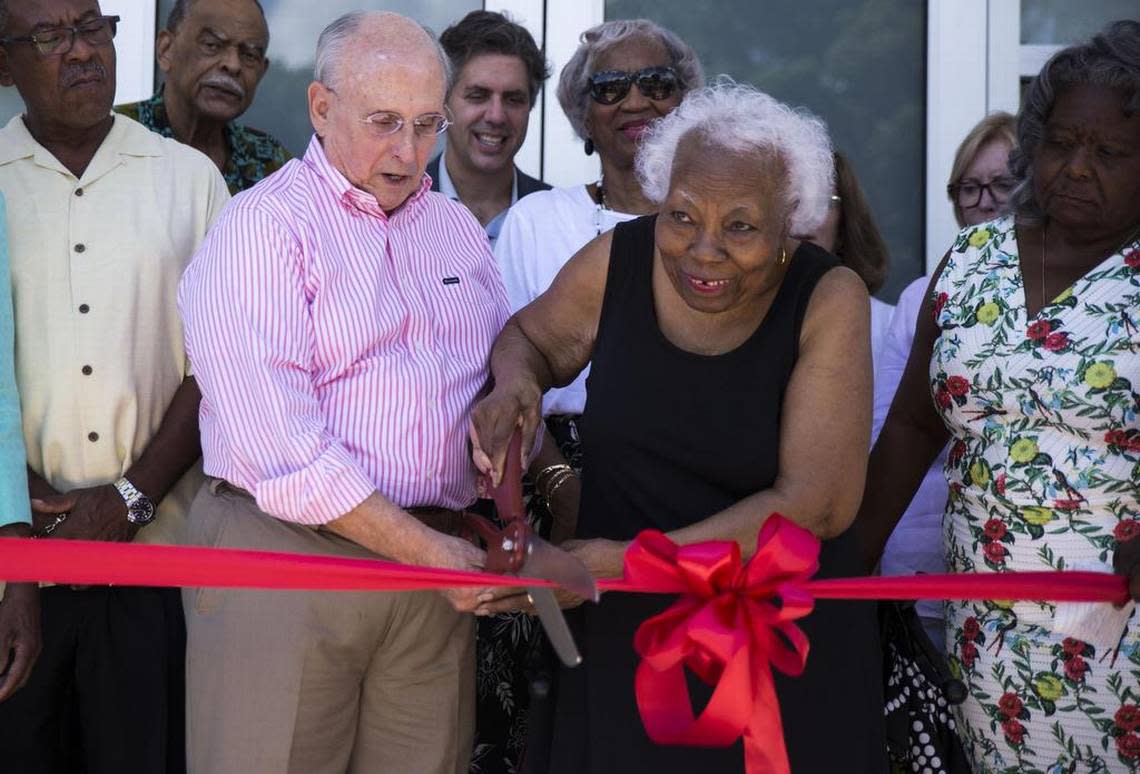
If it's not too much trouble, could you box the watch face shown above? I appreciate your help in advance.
[127,497,157,525]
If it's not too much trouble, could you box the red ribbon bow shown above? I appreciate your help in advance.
[624,514,820,774]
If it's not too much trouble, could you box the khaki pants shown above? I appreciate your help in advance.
[184,481,475,774]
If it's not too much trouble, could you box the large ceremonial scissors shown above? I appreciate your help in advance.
[463,429,598,666]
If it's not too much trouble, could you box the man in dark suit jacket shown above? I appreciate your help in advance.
[431,11,551,246]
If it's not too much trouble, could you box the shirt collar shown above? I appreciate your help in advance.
[302,134,431,221]
[0,113,163,176]
[134,88,246,187]
[436,153,519,208]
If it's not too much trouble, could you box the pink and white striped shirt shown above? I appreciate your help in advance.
[179,135,510,524]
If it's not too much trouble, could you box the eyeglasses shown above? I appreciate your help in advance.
[0,15,119,57]
[947,176,1018,208]
[360,110,451,140]
[588,66,679,105]
[324,87,451,141]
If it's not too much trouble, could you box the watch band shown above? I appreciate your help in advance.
[113,476,144,507]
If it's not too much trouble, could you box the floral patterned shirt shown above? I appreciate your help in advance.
[116,89,291,195]
[931,214,1140,772]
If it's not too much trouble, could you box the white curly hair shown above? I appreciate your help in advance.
[635,79,834,234]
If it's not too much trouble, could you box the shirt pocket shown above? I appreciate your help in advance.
[427,263,506,368]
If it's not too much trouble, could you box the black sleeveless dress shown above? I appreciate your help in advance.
[547,216,887,773]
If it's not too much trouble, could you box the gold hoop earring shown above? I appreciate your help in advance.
[777,245,788,266]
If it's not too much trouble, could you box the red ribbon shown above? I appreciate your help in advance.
[0,516,1130,774]
[0,537,534,590]
[613,515,1131,774]
[622,516,818,774]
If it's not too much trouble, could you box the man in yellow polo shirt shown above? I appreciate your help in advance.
[0,0,228,769]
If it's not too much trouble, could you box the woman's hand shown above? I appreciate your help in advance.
[470,380,543,487]
[473,537,626,614]
[1112,533,1140,603]
[552,538,626,609]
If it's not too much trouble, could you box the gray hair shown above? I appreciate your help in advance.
[636,79,834,234]
[314,11,453,93]
[166,0,266,33]
[556,19,704,141]
[1010,19,1140,223]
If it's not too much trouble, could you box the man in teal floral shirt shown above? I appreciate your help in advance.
[116,0,290,193]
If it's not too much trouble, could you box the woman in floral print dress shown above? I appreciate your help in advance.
[859,21,1140,773]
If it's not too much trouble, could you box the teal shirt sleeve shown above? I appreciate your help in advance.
[0,195,31,526]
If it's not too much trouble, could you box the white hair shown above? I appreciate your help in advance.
[314,11,452,92]
[636,79,834,234]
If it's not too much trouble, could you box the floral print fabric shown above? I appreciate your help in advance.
[932,215,1140,772]
[116,89,292,195]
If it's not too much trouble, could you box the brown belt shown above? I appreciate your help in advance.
[209,478,466,536]
[406,506,467,536]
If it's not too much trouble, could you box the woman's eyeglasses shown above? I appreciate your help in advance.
[0,15,119,57]
[588,66,679,106]
[947,176,1018,208]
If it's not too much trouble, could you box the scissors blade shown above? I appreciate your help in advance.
[527,587,582,667]
[521,534,599,602]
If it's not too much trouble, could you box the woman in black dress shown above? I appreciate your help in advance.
[471,82,887,773]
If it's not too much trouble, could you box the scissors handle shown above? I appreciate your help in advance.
[459,512,527,574]
[490,429,526,523]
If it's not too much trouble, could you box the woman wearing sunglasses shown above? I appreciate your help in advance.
[492,19,702,587]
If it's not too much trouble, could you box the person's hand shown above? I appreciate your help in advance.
[471,533,616,616]
[473,589,535,616]
[31,485,135,542]
[1112,532,1140,603]
[470,382,543,487]
[0,582,41,702]
[421,532,527,613]
[550,538,626,610]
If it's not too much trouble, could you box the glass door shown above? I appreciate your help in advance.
[544,0,927,299]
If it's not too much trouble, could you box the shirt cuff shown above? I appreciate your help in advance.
[0,441,30,527]
[252,443,376,525]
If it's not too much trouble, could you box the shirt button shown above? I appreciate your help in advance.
[78,304,90,314]
[74,243,86,253]
[75,187,84,197]
[87,431,99,442]
[81,365,92,375]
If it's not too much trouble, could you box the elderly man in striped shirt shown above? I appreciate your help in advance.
[178,11,517,774]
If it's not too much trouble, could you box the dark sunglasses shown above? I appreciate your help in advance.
[588,66,679,105]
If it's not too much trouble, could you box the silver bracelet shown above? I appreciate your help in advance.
[33,511,70,538]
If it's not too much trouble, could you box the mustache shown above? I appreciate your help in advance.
[200,74,246,99]
[60,61,107,87]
